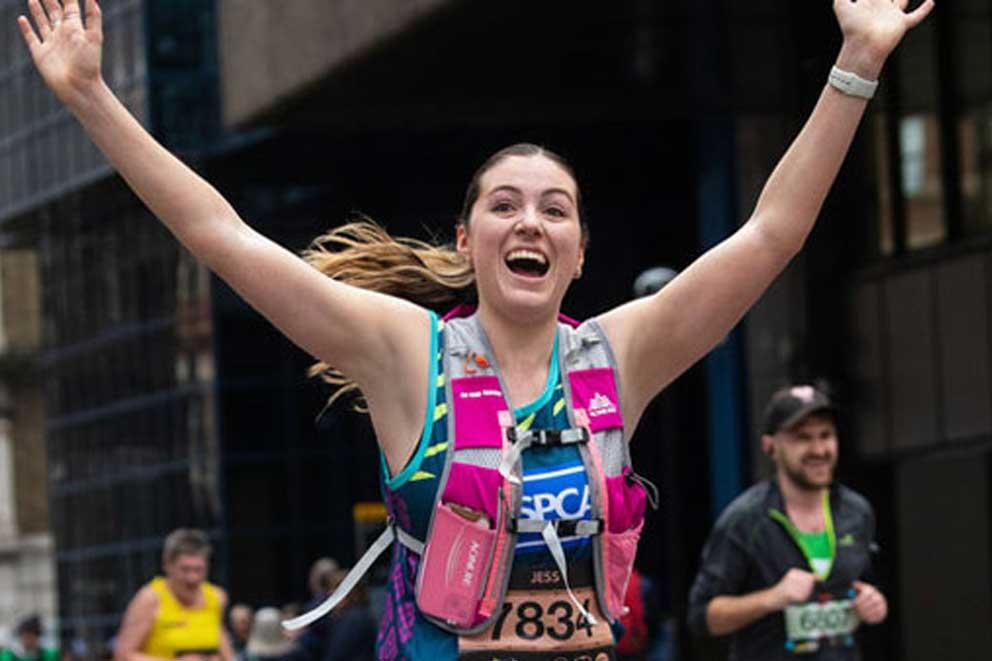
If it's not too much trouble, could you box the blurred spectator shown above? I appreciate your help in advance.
[616,569,663,661]
[58,638,83,661]
[227,605,254,659]
[308,559,339,598]
[243,609,296,661]
[323,570,375,661]
[0,616,58,661]
[285,558,341,661]
[278,605,301,624]
[114,528,233,661]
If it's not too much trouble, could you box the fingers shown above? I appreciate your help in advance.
[905,0,935,29]
[28,0,52,40]
[85,0,102,36]
[63,0,82,24]
[855,593,885,622]
[41,0,62,27]
[852,581,887,623]
[16,14,42,56]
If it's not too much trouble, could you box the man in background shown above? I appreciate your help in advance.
[688,384,886,659]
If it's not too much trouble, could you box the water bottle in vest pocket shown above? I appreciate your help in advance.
[603,467,648,616]
[416,501,496,628]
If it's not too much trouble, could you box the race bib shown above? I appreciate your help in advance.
[784,599,859,651]
[458,587,615,661]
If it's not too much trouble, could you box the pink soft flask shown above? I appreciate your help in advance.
[416,502,495,627]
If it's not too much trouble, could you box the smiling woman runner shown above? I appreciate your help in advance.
[17,1,933,659]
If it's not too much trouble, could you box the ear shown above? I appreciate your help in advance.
[761,434,775,458]
[574,238,587,279]
[455,223,470,257]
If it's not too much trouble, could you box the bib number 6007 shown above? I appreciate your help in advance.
[491,598,596,641]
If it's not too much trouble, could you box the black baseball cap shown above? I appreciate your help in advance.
[762,384,836,435]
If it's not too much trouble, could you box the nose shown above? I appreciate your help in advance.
[809,437,833,455]
[514,206,542,236]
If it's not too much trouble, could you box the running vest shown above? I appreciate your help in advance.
[143,577,223,659]
[287,312,657,654]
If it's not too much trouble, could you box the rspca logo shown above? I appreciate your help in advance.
[520,484,591,520]
[587,392,617,418]
[517,462,591,552]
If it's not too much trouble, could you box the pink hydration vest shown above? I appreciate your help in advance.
[285,311,657,637]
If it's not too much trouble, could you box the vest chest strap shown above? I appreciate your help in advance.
[508,517,603,537]
[506,427,589,446]
[498,426,590,485]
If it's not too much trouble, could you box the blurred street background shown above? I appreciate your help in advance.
[0,1,990,659]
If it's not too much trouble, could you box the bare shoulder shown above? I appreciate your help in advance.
[131,584,160,612]
[213,586,229,608]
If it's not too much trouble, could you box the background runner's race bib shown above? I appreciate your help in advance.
[785,599,859,642]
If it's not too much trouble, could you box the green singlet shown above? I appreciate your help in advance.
[796,530,833,580]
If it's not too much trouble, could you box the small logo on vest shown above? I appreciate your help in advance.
[838,533,856,547]
[587,392,617,418]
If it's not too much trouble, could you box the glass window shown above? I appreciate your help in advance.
[903,112,948,249]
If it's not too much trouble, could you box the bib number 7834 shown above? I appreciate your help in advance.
[491,598,595,641]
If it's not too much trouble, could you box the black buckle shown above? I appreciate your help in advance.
[506,427,588,446]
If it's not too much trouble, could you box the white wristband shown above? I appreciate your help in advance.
[828,66,878,100]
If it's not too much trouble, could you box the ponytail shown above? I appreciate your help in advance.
[303,218,474,411]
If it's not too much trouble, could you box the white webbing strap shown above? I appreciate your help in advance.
[539,522,598,626]
[498,430,533,484]
[395,525,425,555]
[282,522,423,631]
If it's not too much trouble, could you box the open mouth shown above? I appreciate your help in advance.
[505,249,549,278]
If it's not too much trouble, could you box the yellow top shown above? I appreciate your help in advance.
[142,577,222,659]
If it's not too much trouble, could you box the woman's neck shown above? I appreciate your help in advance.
[477,303,559,407]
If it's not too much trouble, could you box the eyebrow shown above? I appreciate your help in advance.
[487,185,576,204]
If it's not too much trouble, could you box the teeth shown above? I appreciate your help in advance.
[506,249,547,264]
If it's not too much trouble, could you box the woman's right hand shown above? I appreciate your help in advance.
[17,0,103,107]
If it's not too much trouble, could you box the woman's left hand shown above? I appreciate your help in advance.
[833,0,936,79]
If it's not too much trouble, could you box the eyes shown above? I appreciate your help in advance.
[489,198,571,219]
[791,431,837,444]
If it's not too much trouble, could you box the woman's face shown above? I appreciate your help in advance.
[457,154,585,322]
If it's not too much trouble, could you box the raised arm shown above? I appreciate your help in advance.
[17,1,430,467]
[599,0,934,428]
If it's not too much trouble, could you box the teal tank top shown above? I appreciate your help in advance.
[375,313,595,659]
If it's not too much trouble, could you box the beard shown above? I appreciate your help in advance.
[782,457,835,491]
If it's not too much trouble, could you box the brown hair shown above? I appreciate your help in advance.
[303,220,475,410]
[458,143,588,240]
[306,143,585,411]
[162,528,211,564]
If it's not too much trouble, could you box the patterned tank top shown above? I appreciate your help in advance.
[376,313,608,660]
